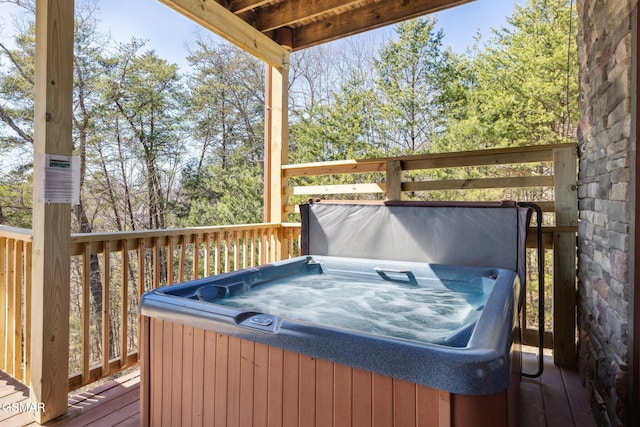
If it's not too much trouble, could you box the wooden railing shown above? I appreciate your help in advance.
[0,227,32,386]
[67,222,300,391]
[284,143,578,365]
[0,223,301,392]
[0,143,579,396]
[283,144,576,217]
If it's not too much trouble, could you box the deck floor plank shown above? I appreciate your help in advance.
[561,365,597,427]
[520,349,596,427]
[539,357,576,426]
[520,377,546,427]
[0,348,596,426]
[51,388,140,427]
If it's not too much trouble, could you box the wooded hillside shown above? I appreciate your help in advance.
[0,0,577,231]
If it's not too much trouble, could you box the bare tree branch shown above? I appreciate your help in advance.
[0,41,34,85]
[0,104,32,144]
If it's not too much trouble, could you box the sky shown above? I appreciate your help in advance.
[0,0,526,69]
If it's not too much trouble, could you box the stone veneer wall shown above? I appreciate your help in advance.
[576,0,635,425]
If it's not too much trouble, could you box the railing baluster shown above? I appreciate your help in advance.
[102,241,111,376]
[167,236,175,285]
[204,234,211,277]
[233,231,239,272]
[269,228,276,263]
[153,237,160,289]
[193,234,200,280]
[250,230,256,267]
[214,232,220,275]
[121,239,129,368]
[258,229,265,265]
[288,227,295,258]
[24,241,31,384]
[6,238,15,377]
[224,232,230,273]
[13,240,23,382]
[137,238,145,364]
[82,242,91,385]
[179,235,186,283]
[242,231,249,269]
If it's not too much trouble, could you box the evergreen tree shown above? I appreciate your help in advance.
[375,17,448,153]
[435,0,578,151]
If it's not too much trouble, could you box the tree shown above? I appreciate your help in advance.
[0,1,35,226]
[375,17,449,152]
[100,40,187,231]
[177,38,265,226]
[290,70,382,163]
[435,0,578,151]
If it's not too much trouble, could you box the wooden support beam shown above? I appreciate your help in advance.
[386,160,403,200]
[251,0,364,32]
[158,0,290,69]
[229,0,272,14]
[290,182,386,196]
[264,60,290,224]
[402,175,554,192]
[292,0,473,50]
[282,143,572,178]
[553,231,577,368]
[30,0,74,423]
[552,146,578,368]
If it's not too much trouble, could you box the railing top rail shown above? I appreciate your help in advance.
[69,222,284,245]
[282,222,302,228]
[0,225,33,242]
[282,143,576,177]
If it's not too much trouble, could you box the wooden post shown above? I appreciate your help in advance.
[552,146,578,368]
[385,160,403,200]
[264,57,290,225]
[30,0,74,423]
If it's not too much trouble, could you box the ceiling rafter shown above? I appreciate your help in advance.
[165,0,476,56]
[290,0,474,50]
[246,0,364,33]
[228,0,272,14]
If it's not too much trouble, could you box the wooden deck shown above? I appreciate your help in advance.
[520,350,596,427]
[0,349,595,427]
[0,370,140,427]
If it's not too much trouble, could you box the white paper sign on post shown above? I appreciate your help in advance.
[37,154,80,204]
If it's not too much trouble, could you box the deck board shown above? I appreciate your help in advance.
[561,364,597,426]
[0,348,596,426]
[520,349,596,427]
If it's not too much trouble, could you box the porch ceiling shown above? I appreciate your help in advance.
[158,0,475,67]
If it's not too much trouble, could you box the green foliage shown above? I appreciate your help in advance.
[290,71,383,163]
[0,21,35,149]
[178,39,266,226]
[434,0,578,152]
[0,0,578,229]
[186,40,264,170]
[375,17,449,152]
[178,156,264,226]
[0,165,31,227]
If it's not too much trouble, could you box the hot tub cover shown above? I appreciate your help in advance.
[300,200,531,288]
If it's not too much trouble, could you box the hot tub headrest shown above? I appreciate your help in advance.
[300,200,532,283]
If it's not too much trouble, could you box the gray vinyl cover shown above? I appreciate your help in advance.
[300,200,531,284]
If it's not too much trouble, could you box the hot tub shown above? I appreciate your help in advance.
[140,255,521,427]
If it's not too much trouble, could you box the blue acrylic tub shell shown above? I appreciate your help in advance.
[140,255,520,395]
